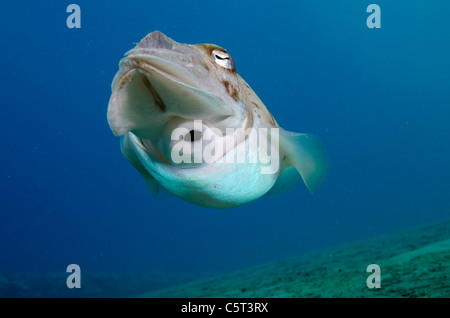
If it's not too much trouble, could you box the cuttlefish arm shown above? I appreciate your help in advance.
[266,129,328,196]
[107,56,234,139]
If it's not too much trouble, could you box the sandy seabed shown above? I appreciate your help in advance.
[1,218,449,298]
[142,218,450,298]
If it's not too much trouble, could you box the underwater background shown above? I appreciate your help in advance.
[1,0,449,297]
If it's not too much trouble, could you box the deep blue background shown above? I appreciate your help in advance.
[1,0,449,280]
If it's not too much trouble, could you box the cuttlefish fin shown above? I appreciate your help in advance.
[120,134,163,198]
[265,166,302,197]
[276,129,329,194]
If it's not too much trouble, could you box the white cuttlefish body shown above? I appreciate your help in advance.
[107,31,328,208]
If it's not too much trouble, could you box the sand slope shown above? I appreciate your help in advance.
[1,218,449,297]
[143,219,450,298]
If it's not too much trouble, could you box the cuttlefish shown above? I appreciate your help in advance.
[107,31,328,208]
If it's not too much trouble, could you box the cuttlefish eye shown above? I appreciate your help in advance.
[212,49,235,71]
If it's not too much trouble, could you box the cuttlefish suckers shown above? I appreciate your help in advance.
[107,31,328,209]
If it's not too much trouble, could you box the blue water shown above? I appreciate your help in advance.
[1,0,449,293]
